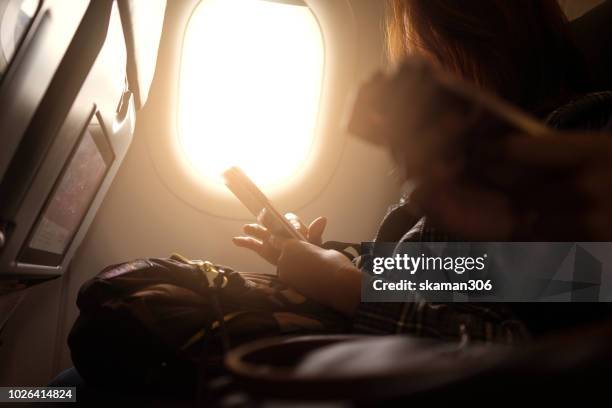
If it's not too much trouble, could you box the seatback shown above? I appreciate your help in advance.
[0,0,165,285]
[0,0,94,183]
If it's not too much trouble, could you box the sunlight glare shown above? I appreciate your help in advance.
[178,0,324,188]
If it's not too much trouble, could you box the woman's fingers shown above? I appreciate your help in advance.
[232,236,265,253]
[285,213,308,237]
[243,223,271,241]
[284,213,327,245]
[307,216,327,245]
[233,236,281,265]
[240,215,327,252]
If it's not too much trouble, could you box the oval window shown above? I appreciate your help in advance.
[178,0,324,188]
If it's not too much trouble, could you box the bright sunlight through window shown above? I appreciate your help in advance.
[178,0,324,188]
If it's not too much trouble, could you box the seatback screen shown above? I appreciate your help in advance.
[19,112,113,266]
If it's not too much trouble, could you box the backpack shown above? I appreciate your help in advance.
[68,254,348,393]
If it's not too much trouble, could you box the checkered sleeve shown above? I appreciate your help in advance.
[351,216,529,344]
[352,298,528,344]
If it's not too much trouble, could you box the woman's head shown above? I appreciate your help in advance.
[387,0,589,113]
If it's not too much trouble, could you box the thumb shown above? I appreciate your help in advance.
[307,216,327,245]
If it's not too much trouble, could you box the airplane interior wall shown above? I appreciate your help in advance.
[0,0,396,386]
[0,0,605,387]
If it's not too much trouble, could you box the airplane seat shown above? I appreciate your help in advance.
[571,0,612,91]
[0,0,166,291]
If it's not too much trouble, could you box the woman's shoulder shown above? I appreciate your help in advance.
[545,91,612,131]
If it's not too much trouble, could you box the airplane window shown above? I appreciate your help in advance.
[178,0,324,188]
[0,0,39,78]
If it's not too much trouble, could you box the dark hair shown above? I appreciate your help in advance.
[387,0,590,114]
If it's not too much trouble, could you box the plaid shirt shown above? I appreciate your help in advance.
[351,207,529,345]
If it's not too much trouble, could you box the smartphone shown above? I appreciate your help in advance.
[222,166,306,241]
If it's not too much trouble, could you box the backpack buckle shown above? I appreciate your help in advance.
[170,253,228,288]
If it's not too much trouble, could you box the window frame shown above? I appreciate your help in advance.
[147,0,357,219]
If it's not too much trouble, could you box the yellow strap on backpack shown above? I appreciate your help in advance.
[170,253,228,288]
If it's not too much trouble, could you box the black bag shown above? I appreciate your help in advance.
[68,255,348,393]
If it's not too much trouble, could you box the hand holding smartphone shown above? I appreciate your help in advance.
[223,166,306,241]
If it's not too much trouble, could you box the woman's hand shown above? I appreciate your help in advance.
[232,214,327,265]
[233,215,362,315]
[276,240,362,316]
